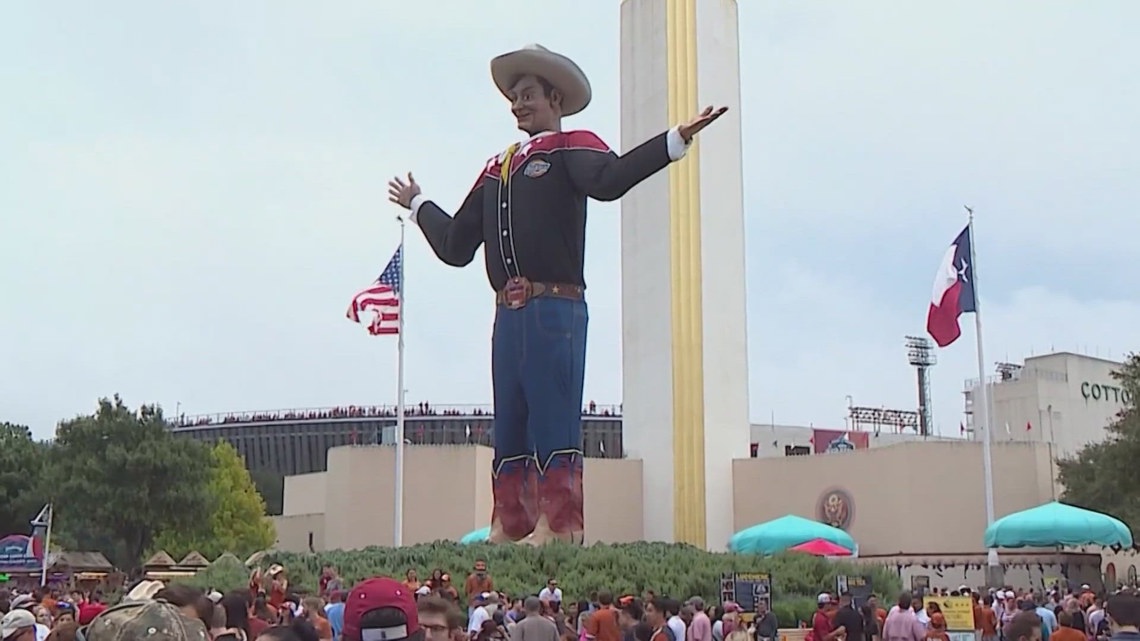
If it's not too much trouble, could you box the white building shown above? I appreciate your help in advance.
[965,352,1130,459]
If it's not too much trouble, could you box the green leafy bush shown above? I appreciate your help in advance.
[203,542,902,607]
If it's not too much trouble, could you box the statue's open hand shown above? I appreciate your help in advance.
[387,173,421,210]
[678,106,729,143]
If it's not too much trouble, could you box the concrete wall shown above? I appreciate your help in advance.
[732,441,1057,555]
[274,445,643,551]
[276,441,1088,564]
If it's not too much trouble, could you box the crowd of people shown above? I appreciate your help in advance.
[2,561,1139,641]
[175,402,620,428]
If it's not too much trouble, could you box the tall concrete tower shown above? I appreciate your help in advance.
[619,0,750,550]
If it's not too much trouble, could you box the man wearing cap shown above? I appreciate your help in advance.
[81,600,208,641]
[1,610,37,641]
[388,44,727,546]
[344,577,423,641]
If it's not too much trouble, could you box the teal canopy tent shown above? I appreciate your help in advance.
[984,501,1133,548]
[460,526,491,545]
[729,514,857,556]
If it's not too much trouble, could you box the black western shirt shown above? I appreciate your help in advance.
[410,128,690,292]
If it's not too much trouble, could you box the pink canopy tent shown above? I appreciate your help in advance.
[787,538,854,557]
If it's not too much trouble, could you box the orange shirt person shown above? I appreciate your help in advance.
[926,614,951,641]
[464,561,494,609]
[585,591,622,641]
[980,596,999,641]
[1051,611,1086,641]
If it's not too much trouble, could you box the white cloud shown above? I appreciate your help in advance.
[2,0,1137,441]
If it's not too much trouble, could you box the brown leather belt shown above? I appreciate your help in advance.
[495,277,584,310]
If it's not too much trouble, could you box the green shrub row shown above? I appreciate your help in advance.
[182,542,899,625]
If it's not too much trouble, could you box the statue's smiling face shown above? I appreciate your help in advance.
[509,75,562,135]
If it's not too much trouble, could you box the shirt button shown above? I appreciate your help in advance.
[506,258,513,265]
[502,230,509,236]
[501,202,507,209]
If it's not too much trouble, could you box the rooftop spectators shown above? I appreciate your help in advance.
[174,400,621,428]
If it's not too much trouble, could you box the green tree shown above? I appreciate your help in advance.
[0,422,49,536]
[156,441,276,559]
[1058,352,1140,529]
[44,395,216,570]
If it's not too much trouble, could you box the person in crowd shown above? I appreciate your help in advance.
[924,614,949,641]
[882,592,924,641]
[750,601,778,641]
[1,610,38,641]
[686,598,711,641]
[619,602,643,641]
[859,603,879,641]
[718,603,740,640]
[513,598,559,641]
[405,571,422,594]
[222,590,265,641]
[584,592,620,641]
[325,591,346,640]
[867,596,887,634]
[1006,611,1044,641]
[466,562,495,618]
[255,620,321,641]
[43,622,77,641]
[85,599,209,641]
[1105,591,1140,641]
[342,577,422,641]
[418,596,462,641]
[833,593,863,641]
[300,598,332,641]
[1052,611,1088,641]
[540,583,563,607]
[812,594,844,641]
[154,585,215,634]
[644,599,669,641]
[470,594,502,638]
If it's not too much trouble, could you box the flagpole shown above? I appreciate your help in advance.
[40,504,52,587]
[394,219,406,547]
[967,206,1000,582]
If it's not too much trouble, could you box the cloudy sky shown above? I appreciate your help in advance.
[3,1,1137,439]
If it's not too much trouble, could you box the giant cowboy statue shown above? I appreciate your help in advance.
[387,44,727,545]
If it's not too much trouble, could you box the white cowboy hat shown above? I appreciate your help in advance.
[490,44,592,116]
[125,579,165,602]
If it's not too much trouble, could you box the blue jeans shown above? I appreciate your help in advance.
[492,296,588,467]
[489,296,588,539]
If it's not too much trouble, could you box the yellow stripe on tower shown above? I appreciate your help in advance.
[665,0,707,548]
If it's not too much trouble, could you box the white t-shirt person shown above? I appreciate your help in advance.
[538,584,563,604]
[469,596,498,635]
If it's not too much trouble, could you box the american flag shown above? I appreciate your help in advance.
[346,245,402,336]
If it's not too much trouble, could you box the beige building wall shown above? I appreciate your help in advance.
[275,446,643,552]
[732,441,1057,555]
[283,472,327,516]
[272,513,325,552]
[276,441,1080,567]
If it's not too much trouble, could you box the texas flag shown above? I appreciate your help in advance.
[926,225,977,347]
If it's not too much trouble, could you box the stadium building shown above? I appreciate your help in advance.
[170,404,949,478]
[170,403,624,476]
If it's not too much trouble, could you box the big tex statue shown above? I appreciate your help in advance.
[388,45,726,545]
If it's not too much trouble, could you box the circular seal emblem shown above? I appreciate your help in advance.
[817,488,854,530]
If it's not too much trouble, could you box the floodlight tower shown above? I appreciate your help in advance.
[906,336,937,436]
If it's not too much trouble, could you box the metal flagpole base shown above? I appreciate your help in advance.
[985,549,1004,587]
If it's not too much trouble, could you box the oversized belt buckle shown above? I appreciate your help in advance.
[503,277,532,310]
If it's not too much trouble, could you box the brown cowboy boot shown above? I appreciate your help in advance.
[522,452,584,546]
[489,458,539,543]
